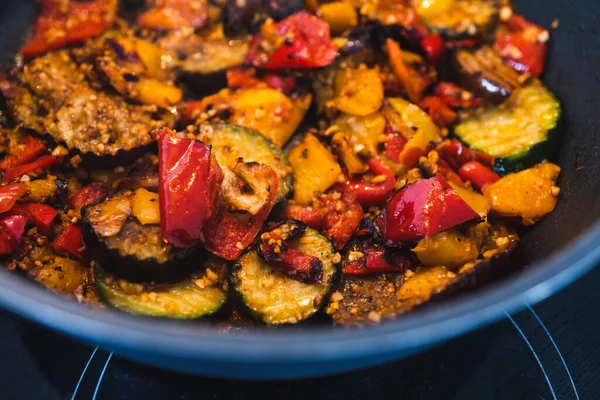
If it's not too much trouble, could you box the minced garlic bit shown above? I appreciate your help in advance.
[347,251,364,262]
[332,252,342,264]
[235,241,244,250]
[551,186,560,196]
[551,18,559,29]
[371,174,388,184]
[499,5,512,22]
[495,237,510,247]
[325,301,340,315]
[330,291,343,302]
[537,30,550,44]
[368,311,381,323]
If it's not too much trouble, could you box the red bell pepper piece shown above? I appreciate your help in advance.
[336,158,396,208]
[283,205,323,229]
[156,128,223,248]
[226,68,297,94]
[203,164,278,260]
[183,101,204,125]
[284,193,364,250]
[138,0,208,31]
[342,241,414,275]
[0,184,28,214]
[378,174,480,244]
[0,135,46,171]
[258,221,323,283]
[10,203,58,235]
[247,11,337,69]
[384,124,407,163]
[440,139,495,170]
[267,248,323,283]
[434,82,484,109]
[68,182,109,213]
[53,223,85,260]
[418,96,458,129]
[20,0,116,59]
[421,33,446,67]
[3,155,58,182]
[226,67,261,90]
[458,161,500,190]
[496,15,548,77]
[437,158,464,187]
[262,73,296,93]
[0,215,27,256]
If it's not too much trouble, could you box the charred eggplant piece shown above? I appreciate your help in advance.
[231,228,340,325]
[95,257,228,319]
[82,192,201,283]
[453,46,524,105]
[157,30,248,94]
[333,232,521,327]
[224,0,304,35]
[118,154,159,192]
[0,52,177,167]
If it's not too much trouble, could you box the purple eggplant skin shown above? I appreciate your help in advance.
[452,46,523,105]
[81,197,202,283]
[223,0,304,35]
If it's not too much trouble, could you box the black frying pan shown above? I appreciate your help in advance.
[0,0,598,379]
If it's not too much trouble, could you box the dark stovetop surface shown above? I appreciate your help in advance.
[1,267,599,400]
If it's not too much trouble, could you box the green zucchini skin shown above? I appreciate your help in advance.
[95,265,228,319]
[230,228,340,325]
[202,124,293,203]
[421,0,498,39]
[454,82,561,174]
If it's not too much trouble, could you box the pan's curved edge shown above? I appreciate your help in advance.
[0,220,597,379]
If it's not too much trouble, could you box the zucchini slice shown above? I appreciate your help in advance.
[454,81,560,173]
[417,0,498,38]
[198,124,293,202]
[231,228,339,324]
[95,259,228,319]
[82,192,201,283]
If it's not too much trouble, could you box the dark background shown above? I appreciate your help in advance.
[1,266,598,399]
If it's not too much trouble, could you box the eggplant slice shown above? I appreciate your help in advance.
[453,45,524,105]
[0,51,177,166]
[223,0,304,35]
[156,30,248,93]
[82,192,201,283]
[95,255,228,319]
[332,227,521,327]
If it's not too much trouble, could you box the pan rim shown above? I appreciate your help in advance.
[0,218,597,365]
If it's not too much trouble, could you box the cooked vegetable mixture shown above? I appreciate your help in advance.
[0,0,561,327]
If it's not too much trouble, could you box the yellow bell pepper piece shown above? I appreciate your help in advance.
[331,66,384,116]
[412,229,479,269]
[132,188,160,225]
[288,134,342,204]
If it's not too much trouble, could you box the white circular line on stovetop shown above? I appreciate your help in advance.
[92,352,113,400]
[71,346,98,400]
[505,311,557,400]
[526,303,580,400]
